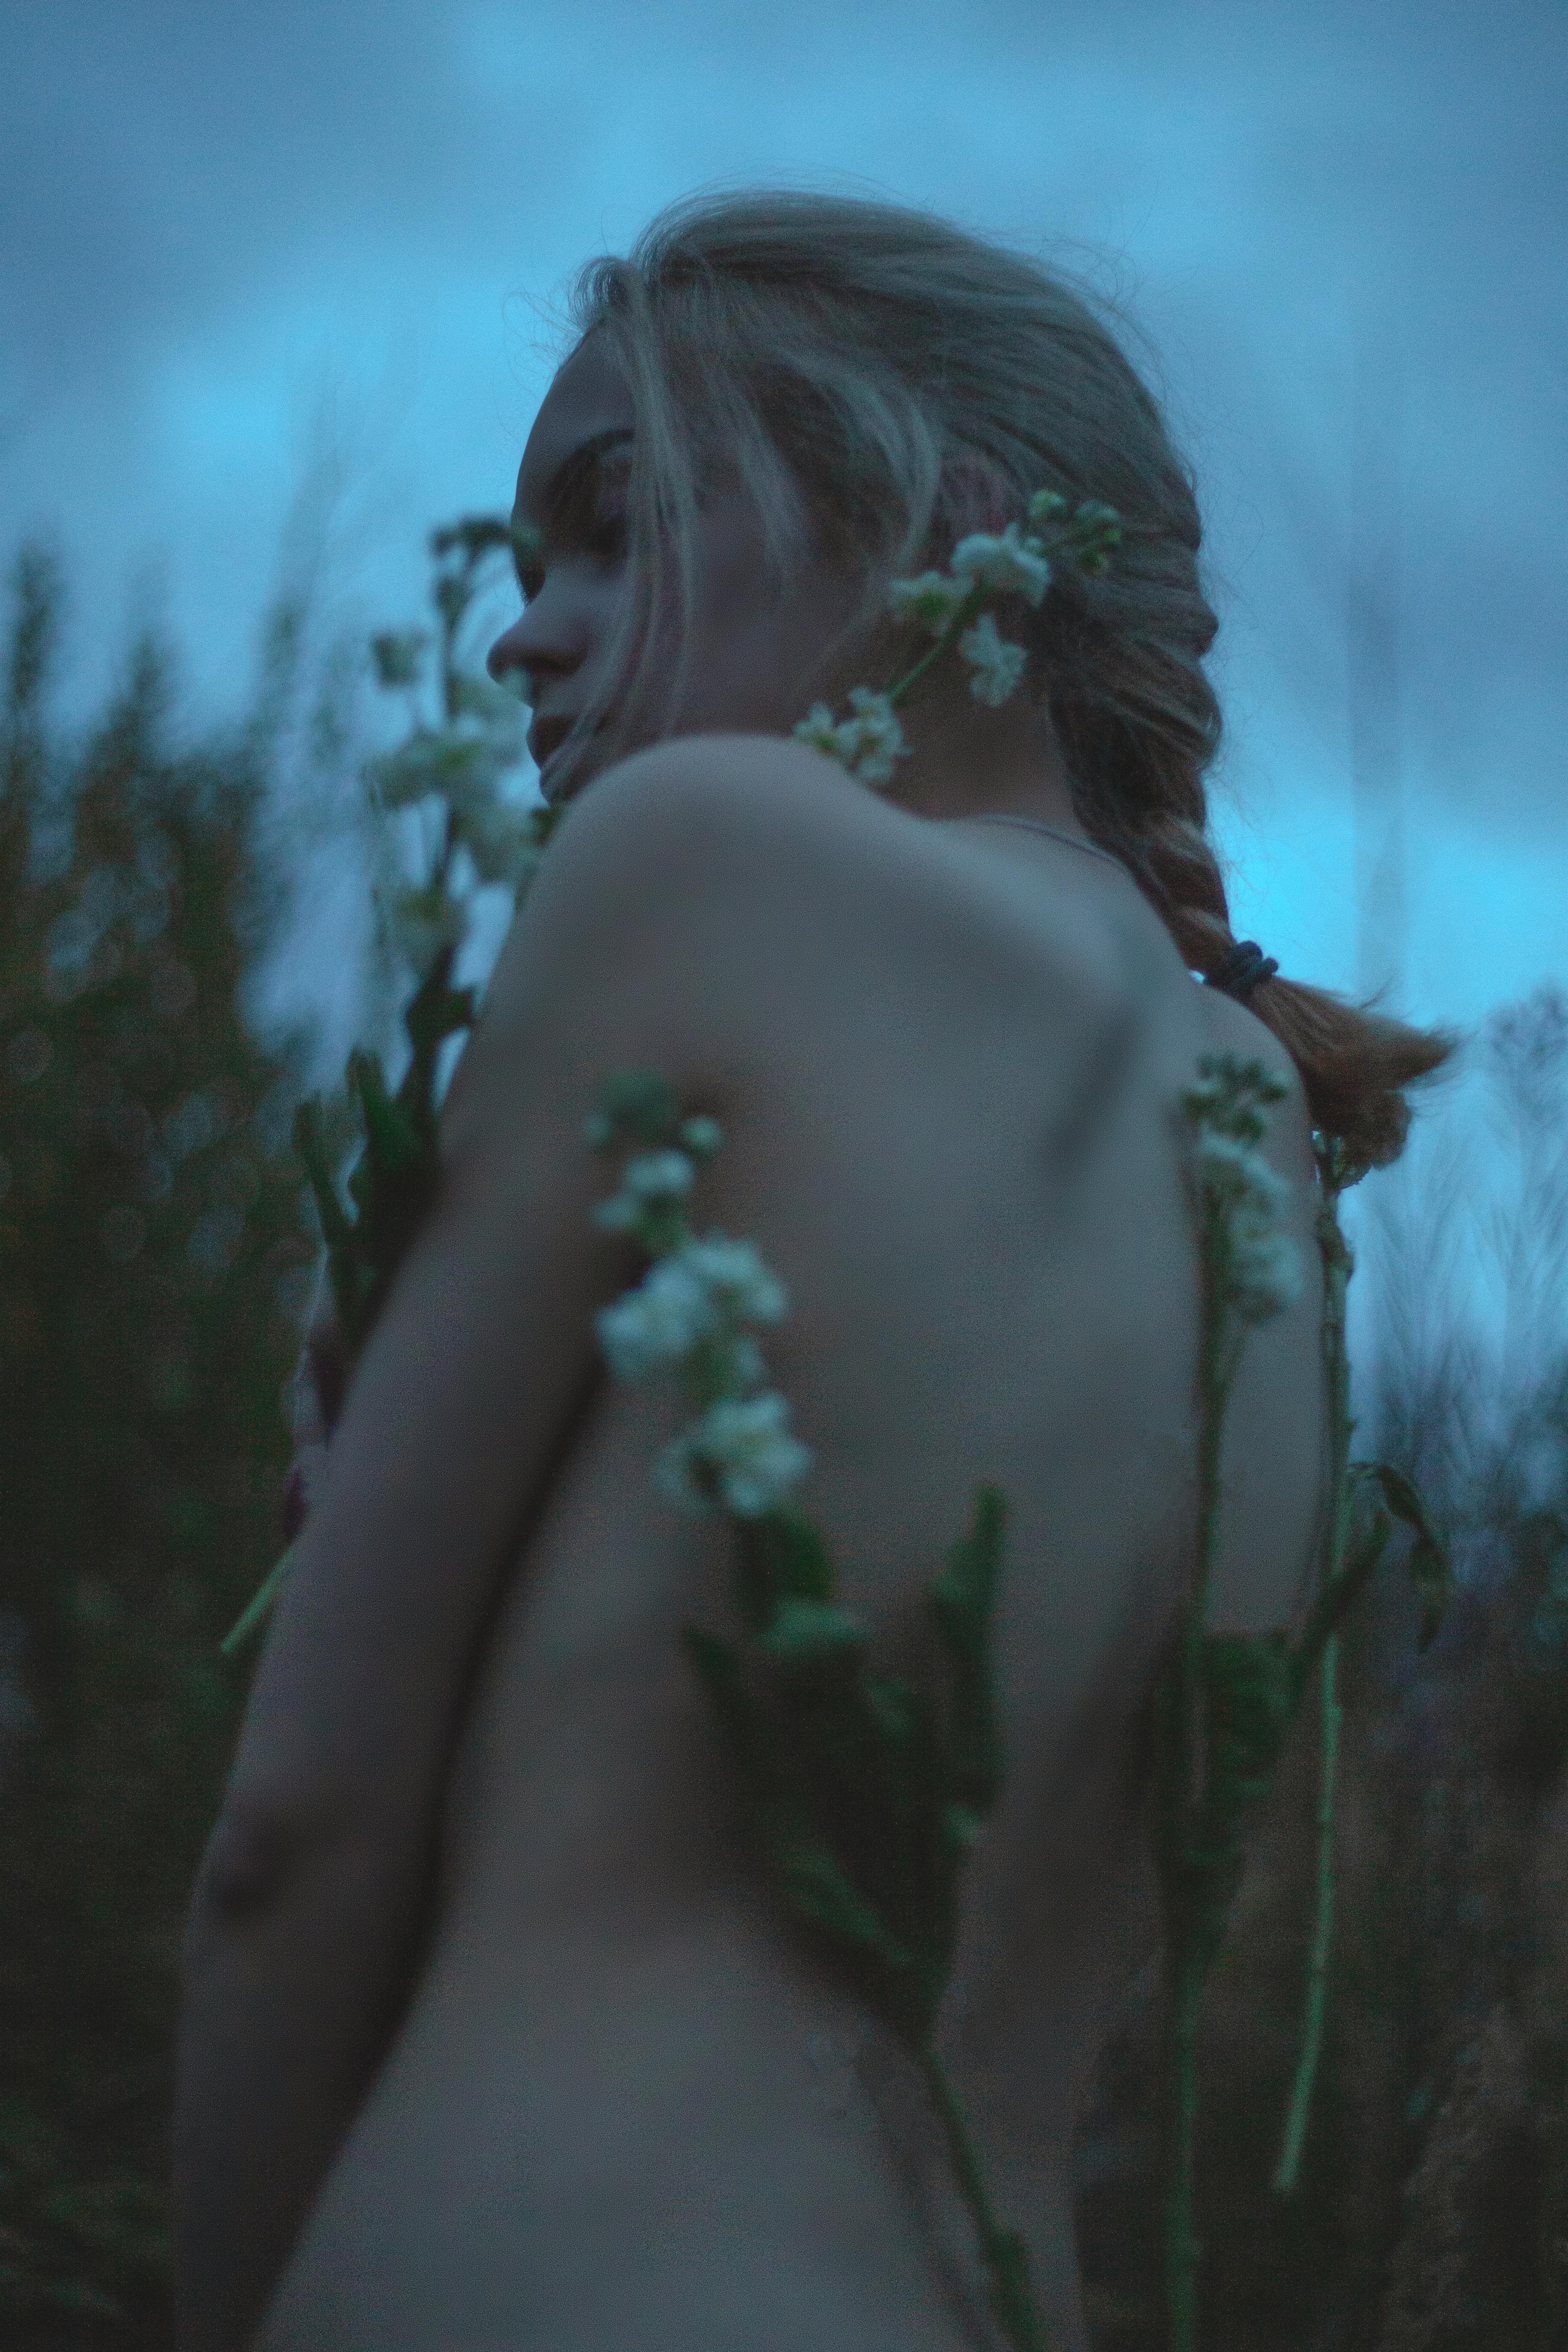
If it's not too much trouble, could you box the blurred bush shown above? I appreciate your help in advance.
[0,546,316,2346]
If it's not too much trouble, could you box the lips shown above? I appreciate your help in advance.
[528,714,576,771]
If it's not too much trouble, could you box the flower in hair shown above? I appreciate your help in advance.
[949,522,1053,607]
[793,688,909,789]
[957,611,1028,707]
[885,569,974,637]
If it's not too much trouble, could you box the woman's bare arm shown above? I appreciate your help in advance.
[173,746,747,2349]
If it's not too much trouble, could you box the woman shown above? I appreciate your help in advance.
[175,191,1450,2351]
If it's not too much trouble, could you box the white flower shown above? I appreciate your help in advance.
[886,569,973,637]
[957,611,1029,707]
[595,1253,721,1378]
[1194,1129,1287,1211]
[387,884,467,975]
[591,1149,697,1232]
[794,702,843,759]
[1230,1224,1305,1322]
[1194,1131,1302,1323]
[366,682,526,820]
[593,1230,787,1375]
[366,725,505,815]
[655,1391,815,1518]
[841,688,909,789]
[793,689,909,791]
[950,522,1053,608]
[678,1233,789,1325]
[624,1149,696,1200]
[678,1115,723,1160]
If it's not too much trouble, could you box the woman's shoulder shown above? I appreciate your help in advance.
[559,733,1138,1016]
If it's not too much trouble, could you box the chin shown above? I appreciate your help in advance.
[542,738,606,807]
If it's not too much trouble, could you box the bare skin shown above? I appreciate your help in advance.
[175,340,1328,2352]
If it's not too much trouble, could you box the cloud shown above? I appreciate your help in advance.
[1,0,1562,1024]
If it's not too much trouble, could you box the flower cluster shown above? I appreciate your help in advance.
[794,686,908,790]
[951,518,1055,606]
[587,1076,813,1519]
[1181,1054,1304,1330]
[957,611,1028,709]
[362,522,557,983]
[795,485,1122,788]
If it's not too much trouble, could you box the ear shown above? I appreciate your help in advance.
[934,449,1020,545]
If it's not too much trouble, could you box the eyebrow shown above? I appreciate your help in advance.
[514,426,634,585]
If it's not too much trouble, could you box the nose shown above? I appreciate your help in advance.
[487,555,607,694]
[486,612,535,687]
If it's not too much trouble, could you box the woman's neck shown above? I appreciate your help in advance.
[888,672,1091,844]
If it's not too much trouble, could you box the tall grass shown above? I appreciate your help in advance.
[1076,983,1568,2350]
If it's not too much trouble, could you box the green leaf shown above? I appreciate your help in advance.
[346,1048,423,1191]
[730,1504,836,1635]
[399,943,474,1128]
[751,1503,836,1609]
[292,1095,351,1258]
[927,1483,1007,1813]
[758,1596,868,1670]
[1292,1479,1393,1687]
[761,1804,914,1981]
[929,1483,1006,1639]
[1367,1460,1453,1650]
[410,978,475,1054]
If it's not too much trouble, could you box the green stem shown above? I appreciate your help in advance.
[1159,1266,1230,2352]
[1163,1954,1206,2352]
[219,1544,294,1658]
[883,587,988,709]
[918,2045,1052,2352]
[1273,1173,1354,2193]
[1272,1633,1343,2191]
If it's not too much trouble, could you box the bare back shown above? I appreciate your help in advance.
[257,782,1327,2352]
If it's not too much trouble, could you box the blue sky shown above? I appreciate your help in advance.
[3,0,1563,1073]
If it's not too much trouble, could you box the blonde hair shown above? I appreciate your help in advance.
[552,187,1453,1169]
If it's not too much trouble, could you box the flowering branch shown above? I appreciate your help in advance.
[1150,1065,1454,2352]
[585,1068,1052,2352]
[220,514,556,1657]
[793,490,1121,790]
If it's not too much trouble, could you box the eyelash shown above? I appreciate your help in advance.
[519,503,628,602]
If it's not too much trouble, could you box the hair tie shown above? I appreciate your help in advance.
[1206,940,1279,1002]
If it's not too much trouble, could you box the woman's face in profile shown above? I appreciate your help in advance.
[487,331,867,802]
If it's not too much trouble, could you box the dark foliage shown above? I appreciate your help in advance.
[0,547,315,2346]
